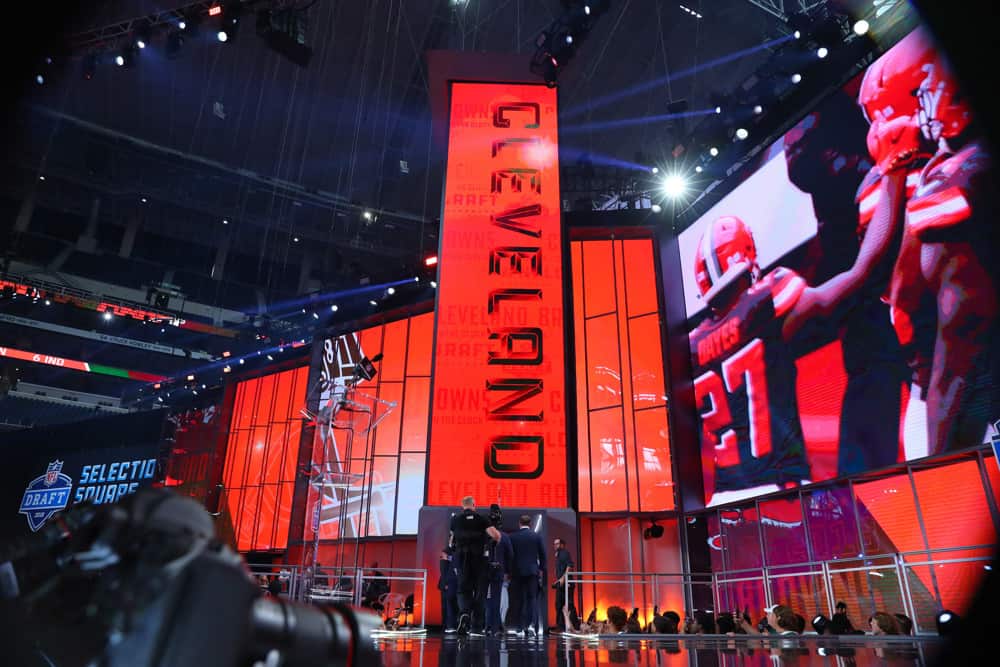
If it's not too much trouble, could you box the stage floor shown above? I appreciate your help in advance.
[375,633,943,666]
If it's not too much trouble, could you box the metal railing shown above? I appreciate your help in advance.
[565,545,993,635]
[304,566,429,629]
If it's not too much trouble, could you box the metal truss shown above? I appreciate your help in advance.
[742,0,829,22]
[67,0,306,51]
[69,1,220,50]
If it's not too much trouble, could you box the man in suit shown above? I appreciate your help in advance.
[485,506,513,636]
[507,514,546,638]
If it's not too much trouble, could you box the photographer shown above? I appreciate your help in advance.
[448,496,500,636]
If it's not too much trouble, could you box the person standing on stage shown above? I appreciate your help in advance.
[553,537,578,632]
[438,547,459,633]
[485,505,513,636]
[448,496,500,636]
[508,514,546,638]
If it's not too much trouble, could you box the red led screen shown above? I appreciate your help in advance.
[427,82,568,508]
[680,28,998,506]
[572,238,674,512]
[221,366,308,552]
[305,312,433,539]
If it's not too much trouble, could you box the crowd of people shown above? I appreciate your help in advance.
[559,599,922,637]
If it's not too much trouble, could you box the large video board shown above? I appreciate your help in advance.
[680,29,996,506]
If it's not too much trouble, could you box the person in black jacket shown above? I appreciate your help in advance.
[507,514,546,637]
[438,547,459,633]
[448,496,500,635]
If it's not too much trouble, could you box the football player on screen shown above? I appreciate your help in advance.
[783,90,908,477]
[785,28,996,459]
[690,216,812,506]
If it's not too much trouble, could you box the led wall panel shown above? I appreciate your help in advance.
[305,312,433,539]
[573,238,674,512]
[222,366,308,552]
[427,82,568,508]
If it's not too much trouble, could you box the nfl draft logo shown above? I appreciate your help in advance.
[19,460,73,532]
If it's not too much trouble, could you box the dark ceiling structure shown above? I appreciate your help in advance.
[2,0,902,320]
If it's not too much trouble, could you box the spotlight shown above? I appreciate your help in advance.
[661,174,687,199]
[35,74,44,85]
[791,73,802,84]
[565,35,573,44]
[293,236,300,242]
[117,44,136,68]
[584,5,591,15]
[695,165,703,173]
[753,104,763,115]
[223,365,232,373]
[817,46,829,59]
[209,5,223,17]
[239,358,245,365]
[44,299,50,306]
[793,29,801,39]
[222,219,229,225]
[178,20,187,30]
[709,146,719,157]
[140,197,148,203]
[136,39,147,49]
[363,210,373,220]
[369,300,377,306]
[103,311,113,321]
[936,610,959,636]
[715,105,722,114]
[217,30,229,42]
[331,304,338,312]
[311,312,319,319]
[431,281,438,288]
[812,615,830,634]
[267,354,274,361]
[38,175,45,181]
[643,522,665,539]
[387,287,396,295]
[735,128,749,140]
[186,374,195,381]
[651,204,662,213]
[853,19,870,36]
[424,255,438,266]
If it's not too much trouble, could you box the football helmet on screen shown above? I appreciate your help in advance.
[694,215,760,300]
[858,29,936,172]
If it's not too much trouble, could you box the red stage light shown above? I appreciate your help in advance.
[424,255,438,266]
[208,5,222,17]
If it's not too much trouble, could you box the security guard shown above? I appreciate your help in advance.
[448,495,500,635]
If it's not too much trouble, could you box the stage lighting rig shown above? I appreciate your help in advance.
[257,6,313,67]
[530,1,612,87]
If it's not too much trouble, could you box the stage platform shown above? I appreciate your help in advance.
[375,633,945,666]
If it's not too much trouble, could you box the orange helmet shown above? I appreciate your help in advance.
[857,29,933,126]
[694,216,759,299]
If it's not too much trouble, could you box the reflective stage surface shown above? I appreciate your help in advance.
[376,634,942,667]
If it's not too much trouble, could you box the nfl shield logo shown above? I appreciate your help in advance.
[20,460,73,532]
[45,461,63,486]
